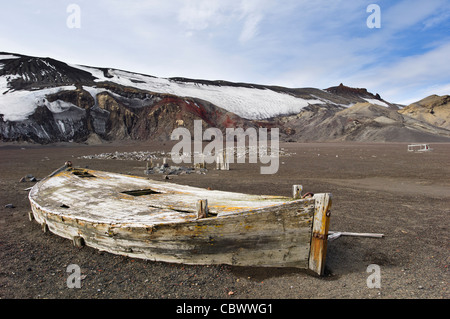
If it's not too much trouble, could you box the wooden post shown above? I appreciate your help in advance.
[216,154,220,170]
[216,149,229,170]
[196,199,208,219]
[308,193,332,276]
[73,236,85,248]
[293,185,302,199]
[220,150,225,170]
[223,148,229,170]
[194,154,206,169]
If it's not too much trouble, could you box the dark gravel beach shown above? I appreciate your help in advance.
[0,141,448,300]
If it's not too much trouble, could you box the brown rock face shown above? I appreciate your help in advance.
[399,95,450,130]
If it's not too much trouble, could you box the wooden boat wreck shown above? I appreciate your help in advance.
[28,163,332,275]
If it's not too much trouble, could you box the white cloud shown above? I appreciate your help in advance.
[177,0,226,31]
[422,10,450,30]
[338,42,450,103]
[1,0,448,105]
[382,0,445,31]
[239,13,263,43]
[176,0,271,44]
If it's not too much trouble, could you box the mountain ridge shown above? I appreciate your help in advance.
[1,52,449,144]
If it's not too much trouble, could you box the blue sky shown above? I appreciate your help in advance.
[1,0,449,104]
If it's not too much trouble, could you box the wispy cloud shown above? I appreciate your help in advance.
[239,13,263,43]
[1,0,448,103]
[177,0,226,31]
[345,42,450,104]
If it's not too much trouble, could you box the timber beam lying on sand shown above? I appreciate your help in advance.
[328,231,384,241]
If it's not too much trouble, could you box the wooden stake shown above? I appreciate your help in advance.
[216,149,229,170]
[73,236,85,248]
[194,154,206,169]
[196,199,208,219]
[293,185,302,199]
[223,149,229,170]
[308,193,332,276]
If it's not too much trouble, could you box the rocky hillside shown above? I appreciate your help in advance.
[1,52,449,144]
[399,95,450,131]
[0,53,257,143]
[277,102,450,142]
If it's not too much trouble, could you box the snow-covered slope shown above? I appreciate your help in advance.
[4,52,446,144]
[0,53,89,121]
[0,82,77,122]
[72,65,327,120]
[1,52,393,123]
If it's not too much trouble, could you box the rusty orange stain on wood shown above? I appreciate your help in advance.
[308,193,332,276]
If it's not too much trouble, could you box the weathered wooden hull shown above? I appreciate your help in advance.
[28,166,332,275]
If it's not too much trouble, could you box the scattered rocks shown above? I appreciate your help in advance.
[145,165,208,176]
[78,148,295,162]
[79,151,165,161]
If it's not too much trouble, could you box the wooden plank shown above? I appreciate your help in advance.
[292,185,302,199]
[196,199,208,219]
[328,231,384,240]
[308,193,332,275]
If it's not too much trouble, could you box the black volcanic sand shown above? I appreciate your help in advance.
[0,141,448,300]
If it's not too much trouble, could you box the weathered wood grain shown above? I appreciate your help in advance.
[29,167,332,273]
[308,193,332,275]
[292,185,302,199]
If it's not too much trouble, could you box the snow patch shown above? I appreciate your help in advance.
[70,65,330,119]
[0,84,76,121]
[0,54,20,60]
[46,100,78,113]
[364,98,389,107]
[57,120,66,133]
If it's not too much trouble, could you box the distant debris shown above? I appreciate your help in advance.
[79,151,208,175]
[5,204,15,209]
[145,165,208,176]
[79,151,166,161]
[407,144,433,152]
[78,148,294,162]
